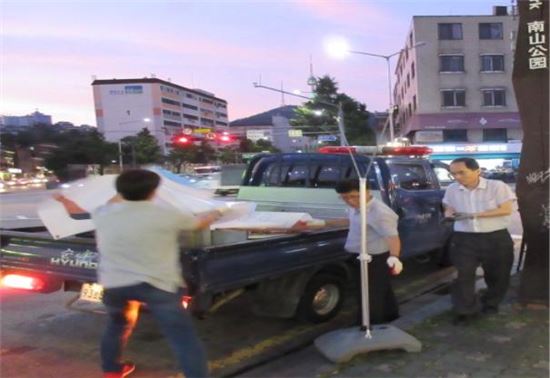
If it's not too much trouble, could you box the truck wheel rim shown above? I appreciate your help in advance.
[312,284,340,316]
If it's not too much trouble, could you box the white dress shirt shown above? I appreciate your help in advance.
[344,197,399,255]
[443,177,516,233]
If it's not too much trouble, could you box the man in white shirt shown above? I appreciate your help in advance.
[443,158,516,325]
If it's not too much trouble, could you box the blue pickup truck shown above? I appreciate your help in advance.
[0,146,453,323]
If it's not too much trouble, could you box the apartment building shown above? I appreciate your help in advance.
[393,6,522,167]
[92,78,229,152]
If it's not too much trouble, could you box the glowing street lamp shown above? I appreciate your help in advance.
[324,38,426,141]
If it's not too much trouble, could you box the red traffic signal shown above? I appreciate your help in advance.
[172,135,193,145]
[216,132,237,143]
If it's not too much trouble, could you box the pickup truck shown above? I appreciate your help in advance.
[0,146,453,323]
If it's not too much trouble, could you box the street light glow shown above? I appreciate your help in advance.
[143,117,151,122]
[324,36,350,60]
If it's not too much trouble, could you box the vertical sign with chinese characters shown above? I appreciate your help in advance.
[527,0,548,69]
[512,0,549,306]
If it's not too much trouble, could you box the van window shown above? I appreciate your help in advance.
[310,155,342,188]
[283,163,308,187]
[389,163,435,190]
[432,165,454,188]
[262,161,280,186]
[248,156,278,186]
[342,161,379,189]
[310,165,341,188]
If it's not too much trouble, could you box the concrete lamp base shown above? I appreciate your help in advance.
[314,324,422,363]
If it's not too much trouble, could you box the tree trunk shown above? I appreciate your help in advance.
[512,0,549,305]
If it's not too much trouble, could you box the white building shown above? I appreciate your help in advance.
[92,78,229,152]
[393,6,522,168]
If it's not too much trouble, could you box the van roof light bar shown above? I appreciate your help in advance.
[318,145,433,156]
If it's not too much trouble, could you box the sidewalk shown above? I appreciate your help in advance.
[325,274,549,378]
[239,274,548,378]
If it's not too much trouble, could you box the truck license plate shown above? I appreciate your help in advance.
[80,283,104,303]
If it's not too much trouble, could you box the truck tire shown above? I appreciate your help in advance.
[296,273,345,323]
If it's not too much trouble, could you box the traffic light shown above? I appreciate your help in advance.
[216,132,236,143]
[171,134,194,146]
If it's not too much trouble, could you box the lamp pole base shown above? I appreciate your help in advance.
[315,324,422,363]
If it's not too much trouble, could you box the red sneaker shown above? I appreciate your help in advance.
[103,362,136,378]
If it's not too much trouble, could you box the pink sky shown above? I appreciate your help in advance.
[1,0,500,125]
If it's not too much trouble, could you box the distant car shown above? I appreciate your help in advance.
[193,165,221,176]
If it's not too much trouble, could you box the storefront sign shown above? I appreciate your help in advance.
[288,129,303,137]
[415,130,443,143]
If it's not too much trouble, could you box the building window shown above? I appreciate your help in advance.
[162,109,181,117]
[443,129,468,142]
[406,74,410,88]
[483,128,507,142]
[161,97,180,106]
[482,89,506,106]
[409,32,413,46]
[201,118,214,126]
[438,23,463,40]
[163,120,181,127]
[440,55,464,72]
[411,62,415,78]
[413,95,417,111]
[124,85,143,94]
[479,23,503,39]
[441,89,466,107]
[182,103,198,110]
[481,55,505,72]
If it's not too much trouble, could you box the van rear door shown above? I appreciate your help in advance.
[385,159,447,257]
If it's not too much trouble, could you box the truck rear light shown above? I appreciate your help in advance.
[181,295,192,309]
[1,274,45,291]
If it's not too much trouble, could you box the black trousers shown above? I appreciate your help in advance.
[450,229,514,315]
[351,251,399,325]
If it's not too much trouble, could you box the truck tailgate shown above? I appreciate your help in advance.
[0,230,97,282]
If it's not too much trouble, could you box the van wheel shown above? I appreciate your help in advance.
[296,274,345,323]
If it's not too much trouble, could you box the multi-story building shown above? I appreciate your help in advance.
[92,78,229,153]
[393,6,522,169]
[0,111,52,128]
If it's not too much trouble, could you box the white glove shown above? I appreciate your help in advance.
[356,253,372,263]
[387,256,403,275]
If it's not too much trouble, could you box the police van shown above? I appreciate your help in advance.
[237,145,454,259]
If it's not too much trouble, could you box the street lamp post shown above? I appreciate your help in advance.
[113,118,151,171]
[325,39,426,142]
